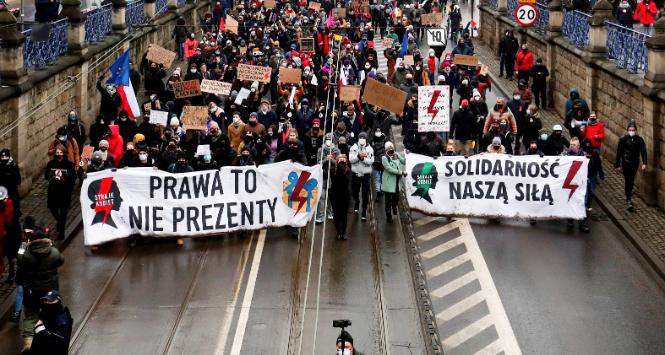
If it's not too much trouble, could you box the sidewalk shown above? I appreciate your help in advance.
[474,43,665,281]
[0,179,82,318]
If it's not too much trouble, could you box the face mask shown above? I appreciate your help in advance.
[339,143,347,150]
[375,131,381,137]
[268,131,274,136]
[139,153,148,162]
[120,116,128,121]
[365,64,371,69]
[570,146,579,154]
[499,123,508,129]
[209,107,217,114]
[526,110,531,115]
[415,66,421,71]
[0,159,8,165]
[628,131,636,136]
[462,80,468,85]
[56,154,64,161]
[358,138,366,146]
[233,116,241,124]
[191,69,197,73]
[177,160,186,166]
[337,350,352,355]
[513,95,521,100]
[58,135,67,142]
[249,120,257,126]
[494,104,503,111]
[100,146,108,152]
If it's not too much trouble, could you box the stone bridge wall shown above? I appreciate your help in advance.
[479,4,665,209]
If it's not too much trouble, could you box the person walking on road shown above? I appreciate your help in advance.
[29,290,73,355]
[17,228,64,354]
[530,58,549,109]
[331,155,351,240]
[615,120,647,212]
[498,30,519,81]
[566,137,590,233]
[515,43,534,85]
[382,142,405,223]
[349,132,374,221]
[45,146,76,241]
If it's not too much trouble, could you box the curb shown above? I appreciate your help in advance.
[487,66,665,288]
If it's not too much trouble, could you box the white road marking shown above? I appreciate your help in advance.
[457,220,521,355]
[414,216,443,226]
[474,339,503,355]
[417,220,463,241]
[426,253,471,278]
[443,314,494,350]
[436,291,485,322]
[421,237,464,259]
[228,229,267,355]
[430,270,477,298]
[214,234,255,355]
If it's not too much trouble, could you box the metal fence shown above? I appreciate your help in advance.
[22,19,69,69]
[177,0,186,7]
[84,4,113,43]
[562,8,591,49]
[155,0,168,17]
[606,21,650,74]
[126,0,145,32]
[534,1,549,34]
[487,0,498,11]
[507,0,518,17]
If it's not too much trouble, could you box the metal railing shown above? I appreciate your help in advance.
[126,0,145,32]
[534,1,549,34]
[562,8,591,49]
[487,0,498,11]
[177,0,186,7]
[507,0,518,17]
[84,4,113,43]
[22,18,69,69]
[155,0,168,17]
[606,21,650,74]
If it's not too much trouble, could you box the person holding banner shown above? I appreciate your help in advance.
[381,142,405,223]
[566,138,590,233]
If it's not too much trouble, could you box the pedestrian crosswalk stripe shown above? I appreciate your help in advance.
[430,268,477,297]
[414,216,444,227]
[421,237,465,259]
[474,339,502,355]
[417,220,464,240]
[442,314,495,350]
[426,253,471,278]
[436,291,486,322]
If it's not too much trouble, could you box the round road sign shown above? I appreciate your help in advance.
[515,4,538,27]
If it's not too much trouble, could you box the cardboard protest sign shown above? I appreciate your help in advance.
[352,0,370,14]
[453,54,480,67]
[403,55,414,66]
[200,80,232,96]
[264,0,276,9]
[332,7,346,18]
[418,86,450,132]
[181,106,209,131]
[239,46,247,55]
[300,37,315,52]
[149,109,169,126]
[237,64,272,83]
[279,67,302,84]
[80,145,95,169]
[195,144,211,157]
[339,85,361,102]
[362,78,408,114]
[226,15,239,34]
[421,13,443,26]
[146,44,176,68]
[172,80,201,99]
[309,1,321,11]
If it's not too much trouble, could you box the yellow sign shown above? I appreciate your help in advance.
[518,0,536,4]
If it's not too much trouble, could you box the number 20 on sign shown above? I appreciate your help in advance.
[515,4,538,27]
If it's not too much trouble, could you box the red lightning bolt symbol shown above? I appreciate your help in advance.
[292,171,311,213]
[95,177,114,224]
[563,160,583,201]
[427,90,441,123]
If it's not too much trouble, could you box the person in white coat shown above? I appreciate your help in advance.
[349,132,374,221]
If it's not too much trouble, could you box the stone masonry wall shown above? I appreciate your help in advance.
[478,5,663,208]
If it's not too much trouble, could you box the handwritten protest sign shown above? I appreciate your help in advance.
[332,7,346,18]
[279,67,302,84]
[200,80,232,96]
[81,145,94,168]
[352,0,370,14]
[172,80,201,99]
[195,144,211,157]
[340,85,361,102]
[362,78,408,114]
[239,46,247,55]
[146,44,176,68]
[181,106,209,131]
[421,13,443,26]
[309,1,321,11]
[403,55,414,66]
[264,0,276,9]
[226,15,239,34]
[300,37,315,52]
[237,64,272,83]
[149,110,169,126]
[453,54,480,67]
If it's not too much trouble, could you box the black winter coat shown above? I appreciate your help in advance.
[498,35,519,59]
[0,158,21,205]
[44,158,76,209]
[30,305,73,355]
[615,134,647,167]
[17,239,64,302]
[450,108,476,141]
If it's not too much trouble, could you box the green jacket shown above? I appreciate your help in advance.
[381,153,405,193]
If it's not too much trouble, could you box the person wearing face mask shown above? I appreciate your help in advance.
[634,0,658,34]
[390,58,408,88]
[450,99,476,156]
[96,139,115,166]
[331,155,351,240]
[96,75,122,120]
[48,128,80,172]
[564,137,591,232]
[29,290,73,355]
[45,146,76,241]
[195,152,218,171]
[582,138,604,213]
[85,151,113,174]
[257,98,278,128]
[275,137,308,164]
[184,63,203,82]
[227,112,246,153]
[521,104,543,151]
[564,88,589,119]
[168,151,194,174]
[616,0,633,28]
[381,141,406,223]
[483,97,517,137]
[340,58,357,85]
[615,120,647,211]
[135,147,155,168]
[245,112,267,137]
[487,136,506,154]
[233,146,256,166]
[515,43,534,85]
[349,132,374,220]
[89,114,109,149]
[543,124,569,156]
[116,109,138,145]
[62,111,86,150]
[303,119,324,166]
[0,149,21,220]
[456,76,473,103]
[507,89,528,154]
[370,128,387,199]
[184,33,198,59]
[315,134,340,224]
[399,72,418,94]
[498,30,519,80]
[118,142,140,168]
[296,99,314,138]
[582,111,605,153]
[106,124,125,168]
[143,62,167,100]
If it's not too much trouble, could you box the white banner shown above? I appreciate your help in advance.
[81,162,323,245]
[418,85,450,132]
[405,153,589,219]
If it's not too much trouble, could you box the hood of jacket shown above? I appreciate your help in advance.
[28,239,54,258]
[109,124,120,137]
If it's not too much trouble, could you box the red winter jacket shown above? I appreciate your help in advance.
[0,198,14,272]
[515,49,534,72]
[634,1,658,25]
[184,38,198,59]
[107,124,125,167]
[584,121,606,148]
[317,32,330,57]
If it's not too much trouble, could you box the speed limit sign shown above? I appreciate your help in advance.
[515,4,539,27]
[426,28,447,47]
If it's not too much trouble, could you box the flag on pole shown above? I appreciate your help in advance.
[107,50,140,119]
[399,32,408,58]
